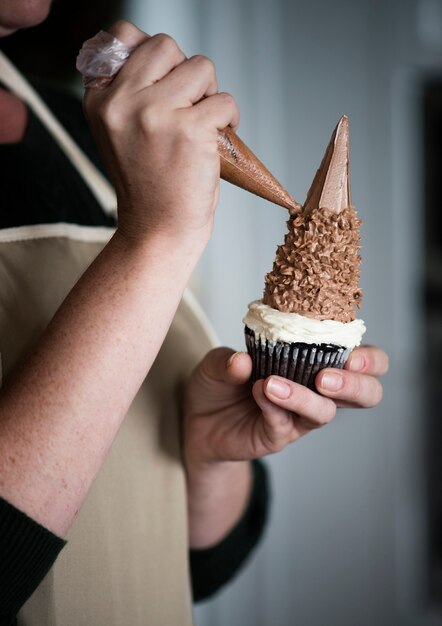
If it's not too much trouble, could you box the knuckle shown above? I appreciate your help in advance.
[138,101,158,125]
[191,54,215,74]
[361,345,389,377]
[99,96,164,137]
[348,373,383,408]
[218,91,236,108]
[174,116,194,142]
[111,19,132,36]
[316,402,336,426]
[138,104,165,135]
[108,20,144,47]
[298,392,336,428]
[95,97,124,130]
[368,380,384,407]
[218,92,240,125]
[349,374,364,403]
[152,33,179,55]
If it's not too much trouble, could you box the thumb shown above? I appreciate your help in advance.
[199,347,252,386]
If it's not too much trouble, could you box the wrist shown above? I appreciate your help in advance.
[186,459,253,549]
[186,457,249,485]
[112,223,209,269]
[115,211,213,255]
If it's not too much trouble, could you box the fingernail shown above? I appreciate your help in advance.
[347,354,365,372]
[227,352,241,368]
[320,372,344,391]
[266,377,291,399]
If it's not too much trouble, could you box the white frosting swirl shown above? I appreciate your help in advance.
[243,300,366,349]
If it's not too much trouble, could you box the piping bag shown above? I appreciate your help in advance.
[76,30,301,213]
[217,126,301,212]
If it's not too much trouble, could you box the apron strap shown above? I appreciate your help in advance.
[0,51,117,217]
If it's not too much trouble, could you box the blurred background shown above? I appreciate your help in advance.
[2,0,441,624]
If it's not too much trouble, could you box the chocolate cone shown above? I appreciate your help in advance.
[218,127,301,213]
[303,115,351,215]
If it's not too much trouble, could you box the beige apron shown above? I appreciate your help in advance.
[0,53,218,626]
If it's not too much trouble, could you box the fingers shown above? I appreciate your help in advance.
[81,23,187,102]
[345,345,389,377]
[315,368,384,408]
[200,348,252,386]
[109,32,187,93]
[251,380,302,448]
[85,23,237,129]
[254,376,337,433]
[98,23,219,107]
[106,19,151,48]
[313,344,388,408]
[191,92,240,132]
[316,370,384,408]
[116,44,230,114]
[225,351,252,384]
[154,55,219,106]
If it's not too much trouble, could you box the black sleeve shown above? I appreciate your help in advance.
[189,458,270,603]
[0,460,269,619]
[0,498,66,625]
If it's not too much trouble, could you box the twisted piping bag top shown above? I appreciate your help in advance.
[218,127,301,212]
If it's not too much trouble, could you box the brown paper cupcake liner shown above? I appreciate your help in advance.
[244,326,351,391]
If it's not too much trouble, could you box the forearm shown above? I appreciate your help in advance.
[186,459,253,548]
[0,228,205,537]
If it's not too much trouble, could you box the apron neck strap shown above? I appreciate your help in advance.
[0,51,117,217]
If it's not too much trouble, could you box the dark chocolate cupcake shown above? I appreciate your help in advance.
[243,116,366,390]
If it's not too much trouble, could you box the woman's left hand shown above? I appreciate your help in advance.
[183,344,388,467]
[183,344,388,547]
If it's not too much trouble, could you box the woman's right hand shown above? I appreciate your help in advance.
[83,20,240,247]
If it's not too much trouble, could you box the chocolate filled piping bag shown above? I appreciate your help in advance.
[218,126,300,212]
[77,30,301,213]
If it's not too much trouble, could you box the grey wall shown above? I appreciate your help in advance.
[127,1,442,624]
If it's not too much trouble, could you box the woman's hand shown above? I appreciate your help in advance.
[183,345,388,547]
[183,345,388,465]
[82,20,239,246]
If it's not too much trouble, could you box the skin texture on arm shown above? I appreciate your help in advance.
[0,20,239,537]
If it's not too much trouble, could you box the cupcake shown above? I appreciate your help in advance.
[243,116,366,390]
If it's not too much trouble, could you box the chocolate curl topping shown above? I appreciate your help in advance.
[303,115,351,215]
[262,115,363,322]
[218,127,301,213]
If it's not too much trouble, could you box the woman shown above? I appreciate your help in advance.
[0,4,388,624]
